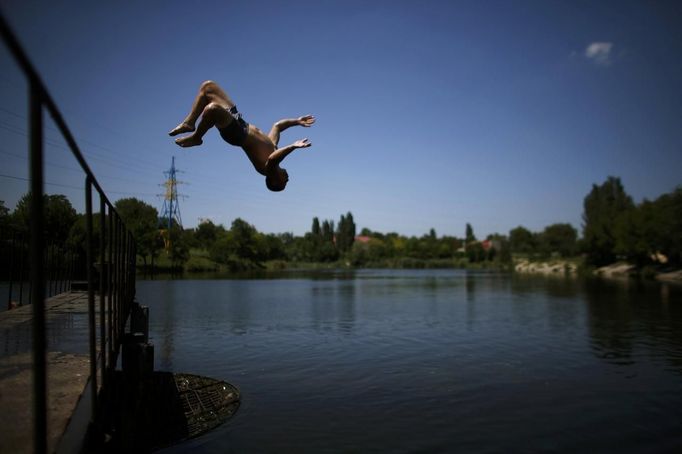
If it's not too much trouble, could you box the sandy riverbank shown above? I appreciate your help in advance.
[594,262,636,278]
[514,259,578,275]
[515,259,682,283]
[656,269,682,283]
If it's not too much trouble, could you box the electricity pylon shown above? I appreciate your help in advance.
[158,156,186,252]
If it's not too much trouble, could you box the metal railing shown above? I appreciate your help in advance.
[3,234,78,309]
[1,11,137,453]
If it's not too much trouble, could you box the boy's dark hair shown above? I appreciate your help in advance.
[266,176,286,192]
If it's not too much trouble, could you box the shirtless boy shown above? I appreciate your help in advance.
[169,80,315,192]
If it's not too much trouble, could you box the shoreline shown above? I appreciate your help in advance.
[514,258,682,283]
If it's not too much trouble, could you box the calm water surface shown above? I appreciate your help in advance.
[138,269,682,453]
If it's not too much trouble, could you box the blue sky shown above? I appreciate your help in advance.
[1,0,680,238]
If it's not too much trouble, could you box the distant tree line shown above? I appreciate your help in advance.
[179,212,358,270]
[0,194,182,273]
[1,175,679,273]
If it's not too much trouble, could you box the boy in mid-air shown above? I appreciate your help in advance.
[169,80,315,191]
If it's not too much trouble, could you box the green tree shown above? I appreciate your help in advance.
[466,241,485,263]
[195,219,224,249]
[487,233,512,263]
[336,212,356,253]
[0,200,9,234]
[421,229,439,259]
[611,187,682,266]
[168,225,190,269]
[349,237,389,266]
[655,187,682,264]
[437,235,460,259]
[261,233,286,260]
[282,234,309,262]
[114,198,161,267]
[465,223,476,244]
[296,217,338,263]
[12,193,77,245]
[209,218,279,269]
[509,226,536,254]
[67,213,102,256]
[229,218,260,260]
[613,203,650,265]
[311,217,321,237]
[321,220,334,243]
[582,176,634,266]
[539,223,577,258]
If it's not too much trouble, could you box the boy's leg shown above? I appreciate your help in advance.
[175,102,233,147]
[170,81,236,136]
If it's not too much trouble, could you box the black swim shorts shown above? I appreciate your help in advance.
[218,106,249,146]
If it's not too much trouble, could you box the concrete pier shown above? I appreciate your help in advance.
[0,292,96,453]
[0,291,240,453]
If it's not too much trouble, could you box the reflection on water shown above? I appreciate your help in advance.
[137,270,682,453]
[157,282,177,371]
[586,279,682,373]
[310,280,356,334]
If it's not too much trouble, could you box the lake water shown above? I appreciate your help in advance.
[138,269,682,453]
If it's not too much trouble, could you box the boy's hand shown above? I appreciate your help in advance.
[297,115,316,127]
[294,138,312,148]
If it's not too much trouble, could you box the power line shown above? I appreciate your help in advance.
[0,119,162,175]
[0,173,157,196]
[0,147,159,186]
[0,173,83,190]
[0,106,164,170]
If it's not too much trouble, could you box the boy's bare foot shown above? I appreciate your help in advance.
[175,135,203,147]
[169,122,195,136]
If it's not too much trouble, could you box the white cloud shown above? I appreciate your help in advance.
[584,42,613,66]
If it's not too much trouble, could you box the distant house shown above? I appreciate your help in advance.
[461,239,498,253]
[354,235,371,244]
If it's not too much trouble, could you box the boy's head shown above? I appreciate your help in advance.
[266,168,289,192]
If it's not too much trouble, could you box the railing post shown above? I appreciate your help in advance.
[51,245,57,297]
[123,229,128,312]
[29,80,47,454]
[132,235,137,296]
[108,207,114,368]
[48,245,54,297]
[127,232,133,305]
[85,177,98,426]
[100,197,107,392]
[120,228,125,313]
[7,231,14,310]
[116,216,122,342]
[18,236,25,306]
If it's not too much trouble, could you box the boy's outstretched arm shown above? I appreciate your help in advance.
[266,139,311,168]
[275,116,316,130]
[269,115,315,145]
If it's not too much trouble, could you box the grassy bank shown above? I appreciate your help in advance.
[138,249,513,274]
[138,249,680,282]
